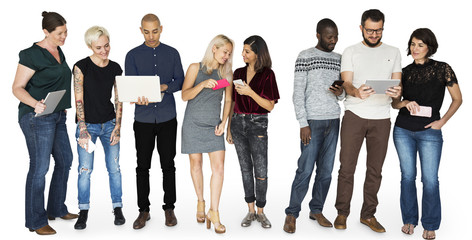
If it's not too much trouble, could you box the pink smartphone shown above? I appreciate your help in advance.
[212,79,230,90]
[410,106,432,118]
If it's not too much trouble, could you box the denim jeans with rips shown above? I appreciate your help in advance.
[231,113,269,208]
[76,118,122,210]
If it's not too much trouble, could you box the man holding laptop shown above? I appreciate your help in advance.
[333,9,401,233]
[124,13,184,229]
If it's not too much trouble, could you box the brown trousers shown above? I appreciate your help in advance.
[335,111,391,219]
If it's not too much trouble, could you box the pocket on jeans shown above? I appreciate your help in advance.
[428,127,442,133]
[251,116,268,128]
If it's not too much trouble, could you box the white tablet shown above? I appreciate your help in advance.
[365,79,400,94]
[35,90,66,117]
[116,76,162,102]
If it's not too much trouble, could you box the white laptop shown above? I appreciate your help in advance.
[116,76,162,102]
[365,79,400,94]
[35,90,66,117]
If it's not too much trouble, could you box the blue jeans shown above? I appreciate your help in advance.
[285,119,340,218]
[393,126,443,231]
[76,119,122,210]
[19,111,73,230]
[231,113,269,208]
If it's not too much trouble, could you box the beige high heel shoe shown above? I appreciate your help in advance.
[196,200,205,223]
[206,209,226,234]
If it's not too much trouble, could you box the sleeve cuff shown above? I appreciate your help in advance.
[298,119,309,128]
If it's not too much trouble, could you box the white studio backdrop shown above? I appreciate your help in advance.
[1,0,470,239]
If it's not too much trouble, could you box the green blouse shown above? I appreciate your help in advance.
[18,43,71,120]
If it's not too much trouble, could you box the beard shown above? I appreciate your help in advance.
[319,40,335,52]
[362,35,382,47]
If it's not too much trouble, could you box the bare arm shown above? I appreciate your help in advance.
[181,63,218,101]
[426,83,462,129]
[73,66,91,149]
[392,81,411,110]
[216,80,233,136]
[386,72,402,99]
[341,71,374,99]
[12,64,47,113]
[226,100,235,144]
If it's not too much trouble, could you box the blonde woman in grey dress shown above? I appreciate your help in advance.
[181,34,234,234]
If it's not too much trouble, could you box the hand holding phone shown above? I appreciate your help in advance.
[410,106,432,118]
[77,138,96,153]
[212,79,230,90]
[331,80,344,87]
[233,79,244,86]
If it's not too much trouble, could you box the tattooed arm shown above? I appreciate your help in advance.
[110,80,122,145]
[73,65,91,150]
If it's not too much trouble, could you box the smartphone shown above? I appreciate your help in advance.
[77,138,96,153]
[212,79,230,90]
[410,106,432,118]
[233,79,244,86]
[331,80,344,87]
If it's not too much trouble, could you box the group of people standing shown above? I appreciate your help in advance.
[282,9,462,240]
[12,8,461,240]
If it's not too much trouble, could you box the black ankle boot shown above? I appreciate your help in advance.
[114,207,126,225]
[74,210,88,230]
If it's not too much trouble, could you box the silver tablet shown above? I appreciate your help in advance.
[116,76,162,102]
[365,79,400,94]
[35,90,66,117]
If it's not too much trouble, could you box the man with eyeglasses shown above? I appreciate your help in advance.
[333,9,402,233]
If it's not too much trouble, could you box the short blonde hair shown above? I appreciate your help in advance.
[201,34,234,81]
[84,26,110,48]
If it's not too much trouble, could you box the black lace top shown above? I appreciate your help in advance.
[395,59,458,131]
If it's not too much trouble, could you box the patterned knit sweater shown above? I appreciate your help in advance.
[293,47,343,128]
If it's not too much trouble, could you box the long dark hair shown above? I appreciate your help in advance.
[244,35,272,72]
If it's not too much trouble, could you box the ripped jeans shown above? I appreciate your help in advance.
[231,113,269,208]
[76,119,122,210]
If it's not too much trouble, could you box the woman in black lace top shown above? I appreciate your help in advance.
[392,28,462,239]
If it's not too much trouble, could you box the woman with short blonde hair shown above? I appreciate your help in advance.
[72,25,124,230]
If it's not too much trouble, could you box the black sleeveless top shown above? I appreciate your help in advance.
[74,57,122,124]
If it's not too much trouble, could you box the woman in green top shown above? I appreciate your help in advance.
[12,11,77,235]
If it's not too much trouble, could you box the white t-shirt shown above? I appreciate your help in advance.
[341,42,402,119]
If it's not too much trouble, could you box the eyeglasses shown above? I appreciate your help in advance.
[364,27,384,35]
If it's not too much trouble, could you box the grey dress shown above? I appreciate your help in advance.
[181,63,226,154]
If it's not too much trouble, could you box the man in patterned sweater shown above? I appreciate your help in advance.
[283,18,344,233]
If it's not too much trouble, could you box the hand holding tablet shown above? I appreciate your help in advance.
[34,90,66,117]
[364,79,401,94]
